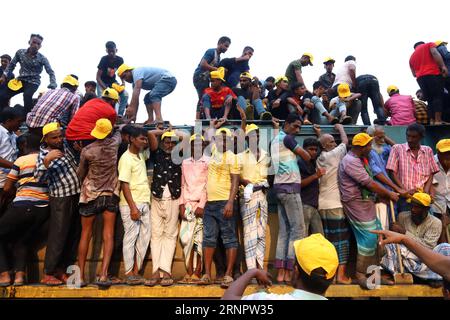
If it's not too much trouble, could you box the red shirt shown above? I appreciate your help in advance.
[203,87,236,108]
[66,98,117,140]
[409,42,440,78]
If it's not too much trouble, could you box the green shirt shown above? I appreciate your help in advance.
[285,60,303,84]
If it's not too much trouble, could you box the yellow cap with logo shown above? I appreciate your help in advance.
[7,79,23,91]
[117,64,134,77]
[91,118,113,140]
[294,233,339,280]
[102,88,119,101]
[407,192,432,207]
[352,133,373,146]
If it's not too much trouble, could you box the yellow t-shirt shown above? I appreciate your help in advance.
[238,149,270,185]
[207,149,240,201]
[118,149,151,205]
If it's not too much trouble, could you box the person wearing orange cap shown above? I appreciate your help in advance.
[378,192,447,286]
[35,122,81,286]
[338,132,399,288]
[0,34,57,113]
[432,139,450,243]
[223,234,338,300]
[384,85,416,126]
[201,67,237,120]
[76,119,121,287]
[177,134,209,284]
[285,53,313,89]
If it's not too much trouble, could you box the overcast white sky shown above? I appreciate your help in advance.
[3,0,449,125]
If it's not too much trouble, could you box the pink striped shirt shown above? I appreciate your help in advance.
[386,143,439,191]
[179,156,209,209]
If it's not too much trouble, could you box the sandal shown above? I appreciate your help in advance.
[330,117,339,125]
[108,276,124,285]
[177,274,192,284]
[214,276,224,285]
[197,274,212,286]
[160,277,174,287]
[94,276,113,288]
[340,116,352,125]
[0,280,11,287]
[190,274,201,283]
[144,277,160,287]
[125,275,144,286]
[41,275,63,287]
[220,275,234,289]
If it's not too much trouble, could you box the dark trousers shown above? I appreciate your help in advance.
[44,195,81,275]
[417,75,445,118]
[0,81,39,114]
[0,204,50,273]
[193,73,210,113]
[357,78,386,125]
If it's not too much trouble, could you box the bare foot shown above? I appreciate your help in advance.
[14,271,25,285]
[0,271,11,285]
[276,269,285,283]
[336,275,352,285]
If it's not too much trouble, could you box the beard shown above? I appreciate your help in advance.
[372,142,384,154]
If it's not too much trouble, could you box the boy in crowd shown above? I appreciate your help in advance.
[202,67,237,120]
[266,76,290,120]
[329,83,361,124]
[118,127,151,285]
[77,119,121,286]
[80,81,97,107]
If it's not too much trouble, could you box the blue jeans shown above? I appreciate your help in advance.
[203,201,238,249]
[237,96,266,115]
[144,76,177,105]
[275,193,306,270]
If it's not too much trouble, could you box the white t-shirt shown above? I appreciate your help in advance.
[332,61,356,88]
[242,289,327,300]
[317,143,347,210]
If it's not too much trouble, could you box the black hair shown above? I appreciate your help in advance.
[406,123,425,137]
[414,41,425,49]
[129,127,147,139]
[105,41,117,49]
[416,89,423,95]
[20,133,41,152]
[218,36,231,44]
[0,105,24,123]
[30,33,43,41]
[313,81,325,91]
[297,262,333,295]
[291,82,305,91]
[121,124,137,136]
[303,137,320,149]
[285,113,303,124]
[243,46,254,52]
[265,76,275,83]
[1,54,12,61]
[61,83,78,90]
[84,81,97,87]
[345,55,356,62]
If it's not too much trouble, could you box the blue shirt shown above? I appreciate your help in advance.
[369,145,392,190]
[194,48,220,76]
[132,67,174,91]
[219,58,250,87]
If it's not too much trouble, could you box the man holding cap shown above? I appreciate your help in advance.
[35,122,81,286]
[118,64,177,124]
[76,118,121,286]
[65,88,119,154]
[379,192,446,285]
[0,34,57,113]
[26,75,80,138]
[319,57,336,90]
[338,132,399,288]
[285,53,313,88]
[223,233,338,300]
[432,139,450,243]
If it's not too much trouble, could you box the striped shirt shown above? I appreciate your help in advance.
[7,153,49,206]
[0,124,18,188]
[270,130,301,193]
[26,88,80,128]
[34,141,80,197]
[4,49,57,87]
[386,143,439,191]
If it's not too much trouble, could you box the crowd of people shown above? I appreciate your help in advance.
[0,34,449,299]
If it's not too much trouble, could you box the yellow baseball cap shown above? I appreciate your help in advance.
[275,76,289,84]
[435,40,448,47]
[407,192,432,207]
[189,133,205,143]
[387,85,399,95]
[245,124,259,135]
[102,88,119,101]
[215,127,232,137]
[91,118,113,140]
[294,234,338,280]
[62,75,79,87]
[7,79,23,91]
[41,122,61,142]
[337,83,351,98]
[323,57,335,64]
[210,67,226,82]
[117,64,134,77]
[161,131,177,140]
[436,139,450,153]
[302,53,314,65]
[112,83,125,93]
[240,72,253,79]
[352,133,373,147]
